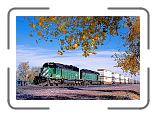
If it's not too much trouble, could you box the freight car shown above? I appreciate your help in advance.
[120,75,125,84]
[97,69,136,85]
[113,72,121,84]
[97,69,114,84]
[124,76,129,84]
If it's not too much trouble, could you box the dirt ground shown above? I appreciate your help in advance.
[16,84,140,100]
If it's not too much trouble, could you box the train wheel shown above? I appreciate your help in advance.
[60,79,64,84]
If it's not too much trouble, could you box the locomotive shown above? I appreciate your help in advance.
[33,62,100,86]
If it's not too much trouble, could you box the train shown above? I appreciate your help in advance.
[33,62,139,86]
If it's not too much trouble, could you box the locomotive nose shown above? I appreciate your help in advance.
[41,67,49,77]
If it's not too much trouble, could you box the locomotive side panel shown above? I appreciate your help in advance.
[80,69,99,81]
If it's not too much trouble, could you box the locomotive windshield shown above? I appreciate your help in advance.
[43,63,55,68]
[43,63,49,67]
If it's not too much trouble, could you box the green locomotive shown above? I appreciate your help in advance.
[80,69,100,85]
[34,62,100,86]
[41,62,79,79]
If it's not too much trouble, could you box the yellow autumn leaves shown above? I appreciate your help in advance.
[28,16,140,75]
[57,43,79,56]
[73,43,79,49]
[29,16,109,58]
[117,54,139,75]
[30,23,36,28]
[57,50,63,55]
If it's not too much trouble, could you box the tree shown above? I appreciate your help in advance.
[17,62,41,84]
[16,62,29,81]
[27,16,140,75]
[27,16,122,56]
[114,17,140,75]
[27,67,41,84]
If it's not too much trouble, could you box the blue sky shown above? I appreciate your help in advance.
[16,16,139,80]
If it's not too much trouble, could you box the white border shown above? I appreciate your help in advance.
[9,9,148,110]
